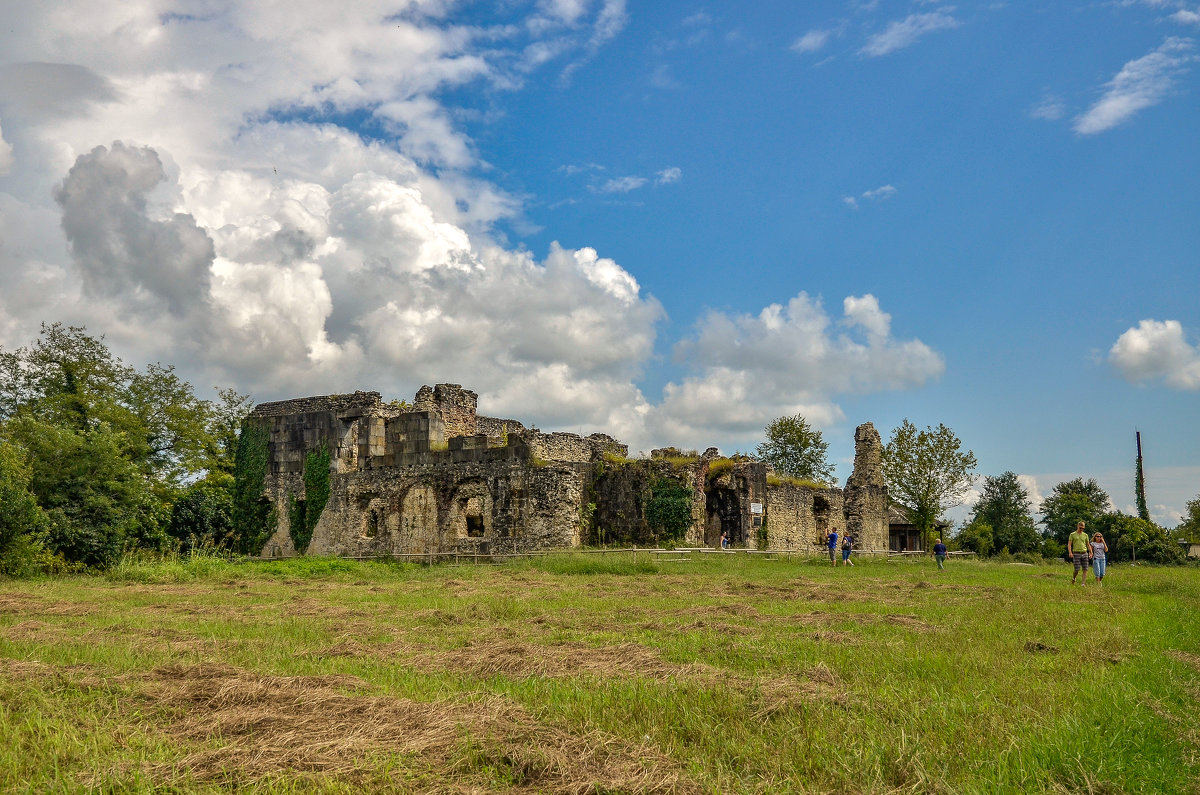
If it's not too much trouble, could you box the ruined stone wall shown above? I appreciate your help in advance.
[843,422,888,551]
[702,461,768,548]
[383,412,444,458]
[588,459,704,546]
[253,392,383,417]
[526,431,630,464]
[413,383,477,438]
[476,415,527,440]
[297,459,584,558]
[766,483,846,550]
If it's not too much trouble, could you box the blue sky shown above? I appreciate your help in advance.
[0,0,1197,524]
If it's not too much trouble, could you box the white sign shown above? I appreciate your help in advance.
[750,502,763,514]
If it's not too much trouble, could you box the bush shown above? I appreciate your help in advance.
[169,480,235,553]
[644,478,694,545]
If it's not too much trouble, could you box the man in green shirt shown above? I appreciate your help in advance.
[1069,521,1091,585]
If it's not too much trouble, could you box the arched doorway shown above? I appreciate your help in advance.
[705,486,741,547]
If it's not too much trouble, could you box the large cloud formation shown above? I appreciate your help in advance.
[0,1,942,453]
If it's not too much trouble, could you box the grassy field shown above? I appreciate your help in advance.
[1,552,1198,794]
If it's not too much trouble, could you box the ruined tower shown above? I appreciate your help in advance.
[843,422,888,550]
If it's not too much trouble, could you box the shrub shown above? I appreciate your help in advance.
[644,478,694,545]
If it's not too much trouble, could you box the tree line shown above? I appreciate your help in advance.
[2,325,1196,575]
[757,413,1198,563]
[0,324,254,574]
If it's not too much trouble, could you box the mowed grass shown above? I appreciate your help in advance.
[1,553,1198,794]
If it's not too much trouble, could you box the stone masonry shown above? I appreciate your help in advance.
[248,384,889,557]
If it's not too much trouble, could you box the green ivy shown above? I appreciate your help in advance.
[294,443,331,553]
[288,494,307,552]
[644,477,693,545]
[231,419,272,554]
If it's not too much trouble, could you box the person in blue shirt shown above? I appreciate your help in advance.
[826,530,838,565]
[933,539,948,570]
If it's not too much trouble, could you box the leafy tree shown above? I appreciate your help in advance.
[881,420,977,549]
[970,472,1040,554]
[1172,495,1200,543]
[0,323,233,491]
[1039,478,1111,545]
[756,414,834,483]
[208,387,254,475]
[3,417,165,567]
[0,442,49,574]
[953,519,993,556]
[1095,513,1183,564]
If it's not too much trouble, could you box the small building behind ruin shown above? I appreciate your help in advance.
[240,384,890,558]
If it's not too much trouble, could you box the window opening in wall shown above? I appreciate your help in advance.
[465,513,485,538]
[365,509,379,538]
[813,494,831,541]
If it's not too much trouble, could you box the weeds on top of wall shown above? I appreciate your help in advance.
[767,474,829,490]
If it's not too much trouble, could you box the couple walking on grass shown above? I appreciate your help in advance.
[1069,520,1109,586]
[826,530,854,566]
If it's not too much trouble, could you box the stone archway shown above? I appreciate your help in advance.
[705,486,742,547]
[449,480,493,543]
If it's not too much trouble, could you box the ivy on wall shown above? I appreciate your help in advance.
[291,443,331,553]
[231,419,273,554]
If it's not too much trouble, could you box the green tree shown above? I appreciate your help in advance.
[882,420,977,550]
[3,417,165,567]
[1039,478,1111,545]
[0,442,49,574]
[1174,495,1200,543]
[970,472,1040,554]
[1095,513,1182,564]
[756,414,834,483]
[953,519,993,556]
[0,323,229,491]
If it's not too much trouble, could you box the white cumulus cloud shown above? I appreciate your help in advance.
[1109,319,1200,389]
[650,292,945,451]
[1074,37,1197,135]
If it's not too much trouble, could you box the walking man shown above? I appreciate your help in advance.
[826,529,838,565]
[933,538,948,571]
[1069,521,1091,585]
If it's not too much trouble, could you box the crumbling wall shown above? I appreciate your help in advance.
[843,422,888,551]
[703,461,768,548]
[526,431,629,463]
[476,415,527,440]
[301,459,584,558]
[414,383,477,438]
[766,482,846,550]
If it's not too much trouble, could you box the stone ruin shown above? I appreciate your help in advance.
[249,384,889,558]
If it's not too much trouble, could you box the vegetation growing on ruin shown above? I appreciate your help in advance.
[766,473,828,490]
[643,477,694,544]
[2,555,1198,793]
[302,444,330,547]
[231,419,273,554]
[704,457,734,481]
